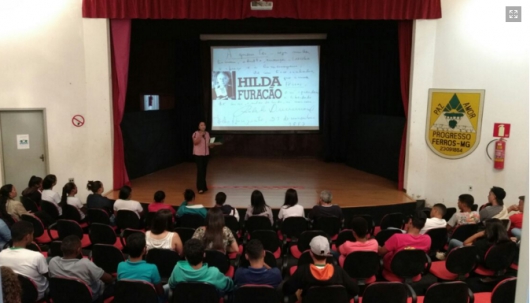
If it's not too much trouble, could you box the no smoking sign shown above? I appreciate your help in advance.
[72,115,85,127]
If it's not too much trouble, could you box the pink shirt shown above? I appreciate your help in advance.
[192,131,210,156]
[338,238,379,267]
[383,233,431,271]
[148,202,176,216]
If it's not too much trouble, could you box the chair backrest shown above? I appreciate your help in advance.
[312,216,342,238]
[362,282,412,303]
[49,241,63,257]
[114,279,158,303]
[390,250,429,282]
[178,214,205,229]
[41,200,60,220]
[491,277,517,303]
[297,230,329,253]
[144,212,157,230]
[303,285,350,303]
[174,227,195,244]
[250,230,281,254]
[450,224,478,242]
[146,248,181,279]
[21,196,39,212]
[224,215,240,236]
[500,219,510,229]
[234,285,279,303]
[445,246,478,278]
[18,274,39,303]
[56,219,83,240]
[238,250,277,269]
[92,244,125,274]
[204,249,230,274]
[335,230,355,249]
[379,213,404,230]
[87,208,111,225]
[245,216,273,234]
[21,214,45,237]
[62,204,83,222]
[374,229,402,247]
[49,276,93,303]
[89,223,117,245]
[26,242,44,254]
[483,241,517,272]
[298,250,335,267]
[120,228,145,251]
[343,251,380,282]
[281,216,308,239]
[423,281,471,303]
[443,207,457,222]
[172,282,220,303]
[471,204,478,211]
[425,228,448,253]
[116,210,141,230]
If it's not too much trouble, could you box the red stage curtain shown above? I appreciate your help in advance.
[83,0,441,20]
[397,21,413,191]
[110,19,131,189]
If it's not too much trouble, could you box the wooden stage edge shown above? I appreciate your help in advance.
[106,158,415,210]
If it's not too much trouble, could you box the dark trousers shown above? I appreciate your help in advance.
[195,155,209,191]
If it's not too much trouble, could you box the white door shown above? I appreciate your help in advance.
[0,111,47,193]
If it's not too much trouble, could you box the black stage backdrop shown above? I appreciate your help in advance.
[124,19,404,181]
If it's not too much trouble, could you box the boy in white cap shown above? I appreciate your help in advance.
[283,236,358,300]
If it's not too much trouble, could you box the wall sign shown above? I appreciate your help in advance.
[16,134,30,149]
[72,115,85,127]
[426,89,485,159]
[493,123,510,138]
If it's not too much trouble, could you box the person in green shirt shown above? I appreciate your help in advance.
[177,189,207,218]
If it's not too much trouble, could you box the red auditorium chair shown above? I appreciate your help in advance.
[40,200,61,222]
[171,282,221,303]
[374,212,404,235]
[26,241,48,258]
[178,213,205,229]
[343,251,381,286]
[48,240,63,257]
[429,246,478,281]
[312,216,342,241]
[91,244,125,276]
[87,208,114,226]
[233,285,279,303]
[249,230,282,259]
[332,229,355,251]
[20,196,39,212]
[119,228,145,249]
[52,219,91,248]
[21,214,58,245]
[224,215,241,239]
[474,241,517,278]
[288,250,336,277]
[303,285,352,303]
[204,249,235,278]
[113,279,159,303]
[443,207,457,222]
[357,282,416,303]
[174,227,195,244]
[374,229,402,247]
[146,248,181,283]
[18,274,47,303]
[279,216,309,242]
[49,276,93,303]
[424,227,448,257]
[474,277,516,303]
[415,281,473,303]
[244,216,273,237]
[116,210,142,230]
[382,250,431,283]
[289,230,328,259]
[89,223,123,250]
[62,204,88,229]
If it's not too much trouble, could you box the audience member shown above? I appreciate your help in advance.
[446,194,480,232]
[308,190,343,222]
[41,174,62,215]
[463,219,510,263]
[244,190,274,225]
[117,233,166,297]
[283,236,358,300]
[168,238,234,293]
[1,184,31,221]
[479,186,506,221]
[193,207,239,253]
[86,180,114,215]
[1,266,22,303]
[0,221,49,300]
[49,235,114,301]
[278,188,305,220]
[420,203,447,234]
[113,186,144,219]
[148,190,176,216]
[146,209,183,254]
[234,239,282,288]
[21,175,42,206]
[177,189,207,218]
[60,182,86,220]
[338,217,378,267]
[378,211,431,272]
[507,196,524,240]
[214,192,239,221]
[0,215,11,250]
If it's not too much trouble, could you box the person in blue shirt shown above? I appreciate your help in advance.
[176,189,207,218]
[234,239,282,288]
[0,218,11,251]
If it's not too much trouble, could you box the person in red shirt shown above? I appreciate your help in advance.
[147,191,176,216]
[507,196,524,240]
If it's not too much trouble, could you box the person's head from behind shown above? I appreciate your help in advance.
[184,189,195,202]
[484,219,509,243]
[319,190,332,205]
[251,190,267,214]
[430,203,447,219]
[184,239,205,266]
[119,185,132,200]
[309,235,331,263]
[458,194,474,211]
[405,210,427,231]
[27,176,43,190]
[11,221,34,245]
[245,239,265,263]
[489,186,506,206]
[351,217,369,239]
[43,174,57,190]
[283,188,298,208]
[154,190,165,203]
[151,209,173,234]
[60,182,77,208]
[61,235,81,258]
[518,196,525,213]
[215,192,227,206]
[87,180,104,194]
[1,266,22,303]
[127,233,146,258]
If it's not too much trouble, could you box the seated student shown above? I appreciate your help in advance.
[148,191,176,216]
[192,207,239,253]
[378,211,431,272]
[214,192,239,221]
[420,203,447,234]
[113,185,144,219]
[479,186,506,222]
[117,233,166,298]
[338,217,378,267]
[462,219,511,264]
[168,239,234,294]
[308,190,343,222]
[41,174,62,215]
[60,182,86,220]
[22,176,43,206]
[283,236,358,300]
[177,189,206,219]
[446,194,480,232]
[234,239,282,288]
[278,188,305,221]
[507,196,524,240]
[49,235,114,302]
[0,216,11,251]
[1,184,32,221]
[1,266,22,303]
[0,221,49,300]
[244,190,274,225]
[86,180,114,215]
[146,210,183,255]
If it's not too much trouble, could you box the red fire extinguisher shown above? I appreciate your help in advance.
[494,138,506,170]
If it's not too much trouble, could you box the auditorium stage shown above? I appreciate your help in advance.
[106,158,414,210]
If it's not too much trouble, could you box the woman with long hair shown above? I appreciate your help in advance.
[86,180,114,215]
[21,175,43,206]
[41,174,62,215]
[0,184,29,223]
[192,207,238,253]
[244,190,273,225]
[464,218,511,262]
[145,209,182,254]
[1,266,22,303]
[278,188,305,220]
[60,182,86,220]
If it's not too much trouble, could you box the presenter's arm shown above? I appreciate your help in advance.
[192,131,203,145]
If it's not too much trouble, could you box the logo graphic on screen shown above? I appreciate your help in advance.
[212,71,236,100]
[143,95,160,111]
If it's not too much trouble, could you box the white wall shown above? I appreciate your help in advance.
[0,0,113,201]
[406,0,529,208]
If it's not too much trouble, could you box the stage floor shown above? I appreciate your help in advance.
[107,158,414,209]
